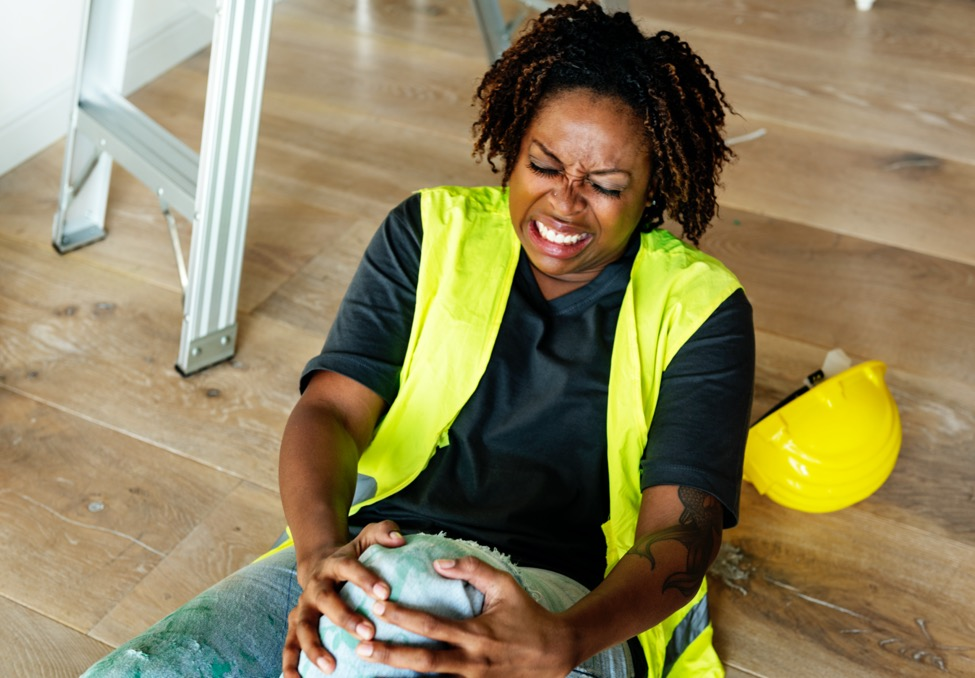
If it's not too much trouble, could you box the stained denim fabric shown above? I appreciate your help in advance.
[81,535,632,677]
[81,547,300,677]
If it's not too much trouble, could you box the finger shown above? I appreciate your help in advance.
[433,556,513,600]
[302,551,394,644]
[320,554,393,607]
[357,520,407,549]
[370,598,465,645]
[281,624,305,678]
[356,638,466,676]
[285,604,335,676]
[307,579,378,642]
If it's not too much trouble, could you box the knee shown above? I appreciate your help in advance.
[344,534,487,625]
[307,535,488,676]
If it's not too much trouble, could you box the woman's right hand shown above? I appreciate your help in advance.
[282,520,407,677]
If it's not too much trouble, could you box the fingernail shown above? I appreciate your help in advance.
[356,642,374,658]
[435,558,456,569]
[390,530,404,541]
[316,657,333,674]
[373,582,390,599]
[355,621,373,640]
[373,600,386,616]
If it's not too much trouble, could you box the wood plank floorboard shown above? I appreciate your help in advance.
[719,118,975,266]
[1,0,973,675]
[711,488,975,676]
[0,596,113,678]
[631,0,975,76]
[0,389,240,631]
[631,21,975,166]
[263,10,488,135]
[0,234,317,490]
[723,668,762,678]
[283,0,525,60]
[701,207,975,386]
[88,481,284,648]
[251,212,379,335]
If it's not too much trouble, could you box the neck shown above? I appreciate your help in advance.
[530,266,594,300]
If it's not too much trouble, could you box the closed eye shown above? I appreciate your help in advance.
[528,161,560,177]
[590,181,622,199]
[529,160,624,200]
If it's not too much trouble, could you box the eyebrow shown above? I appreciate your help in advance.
[531,141,632,178]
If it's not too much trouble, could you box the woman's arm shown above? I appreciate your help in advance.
[559,483,723,664]
[279,370,383,583]
[279,369,406,677]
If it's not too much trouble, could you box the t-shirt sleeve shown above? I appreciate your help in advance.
[299,193,423,402]
[641,288,755,527]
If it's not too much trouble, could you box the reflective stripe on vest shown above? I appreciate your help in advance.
[663,592,711,675]
[355,185,739,676]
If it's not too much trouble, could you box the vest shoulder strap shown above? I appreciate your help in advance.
[352,186,519,511]
[605,228,742,567]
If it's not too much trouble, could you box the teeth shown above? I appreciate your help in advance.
[536,221,585,245]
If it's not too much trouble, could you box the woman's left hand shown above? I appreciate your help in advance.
[353,556,579,677]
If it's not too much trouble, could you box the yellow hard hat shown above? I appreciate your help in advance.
[743,359,901,513]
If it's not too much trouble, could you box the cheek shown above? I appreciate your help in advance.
[507,184,529,226]
[508,171,540,218]
[600,202,644,241]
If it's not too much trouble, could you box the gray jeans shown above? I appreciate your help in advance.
[82,533,633,677]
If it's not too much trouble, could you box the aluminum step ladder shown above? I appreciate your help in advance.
[470,0,629,63]
[53,0,275,375]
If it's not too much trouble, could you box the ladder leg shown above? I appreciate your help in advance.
[601,0,630,15]
[176,0,275,375]
[53,0,134,253]
[470,0,511,63]
[470,1,630,64]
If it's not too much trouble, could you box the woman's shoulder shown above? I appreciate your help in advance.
[636,228,740,291]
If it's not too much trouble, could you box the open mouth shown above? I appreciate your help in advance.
[536,220,587,245]
[529,219,592,256]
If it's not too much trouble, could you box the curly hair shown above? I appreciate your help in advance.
[472,0,734,244]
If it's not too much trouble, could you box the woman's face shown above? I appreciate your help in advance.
[507,88,652,298]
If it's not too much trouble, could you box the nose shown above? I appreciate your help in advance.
[549,176,586,216]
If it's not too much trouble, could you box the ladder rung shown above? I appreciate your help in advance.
[77,92,199,218]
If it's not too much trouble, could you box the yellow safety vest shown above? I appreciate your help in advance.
[272,185,742,676]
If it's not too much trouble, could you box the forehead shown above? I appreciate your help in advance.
[527,89,649,165]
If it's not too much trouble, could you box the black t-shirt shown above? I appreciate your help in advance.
[302,193,754,588]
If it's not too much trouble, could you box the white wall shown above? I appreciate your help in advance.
[0,0,213,177]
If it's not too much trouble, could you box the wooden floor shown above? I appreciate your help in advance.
[1,0,973,675]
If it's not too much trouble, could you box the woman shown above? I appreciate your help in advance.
[82,2,753,676]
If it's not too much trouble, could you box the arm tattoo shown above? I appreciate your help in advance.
[626,486,723,598]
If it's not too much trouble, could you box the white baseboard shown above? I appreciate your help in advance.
[0,9,212,178]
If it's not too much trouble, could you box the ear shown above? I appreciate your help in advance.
[641,195,666,230]
[645,178,660,206]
